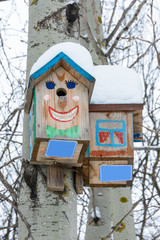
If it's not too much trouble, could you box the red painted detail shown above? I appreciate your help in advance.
[90,150,127,157]
[114,132,123,144]
[99,131,110,143]
[48,106,79,122]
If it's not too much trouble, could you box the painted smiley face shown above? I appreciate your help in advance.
[35,66,89,139]
[43,68,80,123]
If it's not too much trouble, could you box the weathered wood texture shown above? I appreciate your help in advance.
[90,104,143,142]
[29,66,91,166]
[75,168,83,194]
[83,158,133,187]
[34,67,90,140]
[47,165,64,191]
[30,138,88,167]
[89,111,134,158]
[89,104,143,111]
[133,110,143,141]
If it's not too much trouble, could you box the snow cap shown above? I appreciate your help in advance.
[30,42,94,76]
[91,65,144,104]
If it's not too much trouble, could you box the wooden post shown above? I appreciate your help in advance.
[75,168,83,194]
[47,165,64,191]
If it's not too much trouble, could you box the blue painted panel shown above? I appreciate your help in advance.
[30,52,95,83]
[100,165,132,182]
[45,140,77,158]
[95,120,127,147]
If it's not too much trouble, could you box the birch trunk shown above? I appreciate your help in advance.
[19,0,102,239]
[85,187,136,240]
[82,1,137,239]
[19,0,136,239]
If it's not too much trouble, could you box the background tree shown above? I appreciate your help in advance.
[0,0,160,239]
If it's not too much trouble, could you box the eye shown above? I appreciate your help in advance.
[65,80,77,89]
[46,81,56,90]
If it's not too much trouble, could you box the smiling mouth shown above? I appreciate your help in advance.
[48,106,79,122]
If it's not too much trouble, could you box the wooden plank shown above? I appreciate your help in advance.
[25,61,62,114]
[31,138,40,160]
[75,168,83,194]
[82,158,133,187]
[31,138,88,166]
[89,112,133,158]
[89,160,130,187]
[86,157,133,161]
[89,104,143,112]
[30,160,82,167]
[47,165,64,191]
[126,111,134,157]
[133,110,143,142]
[82,158,89,185]
[36,141,83,163]
[77,141,89,164]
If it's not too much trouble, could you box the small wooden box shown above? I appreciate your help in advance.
[25,52,95,166]
[82,104,143,187]
[89,111,134,159]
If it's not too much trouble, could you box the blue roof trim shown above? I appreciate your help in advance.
[30,52,95,83]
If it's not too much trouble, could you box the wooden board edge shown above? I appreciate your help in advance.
[30,160,82,167]
[89,104,143,112]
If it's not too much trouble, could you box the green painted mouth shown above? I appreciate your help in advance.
[46,125,80,138]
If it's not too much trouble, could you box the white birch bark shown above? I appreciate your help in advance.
[19,0,103,239]
[111,188,136,240]
[19,0,80,239]
[85,188,112,240]
[85,187,136,240]
[83,1,137,239]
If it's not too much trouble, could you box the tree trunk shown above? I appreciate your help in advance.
[85,188,136,240]
[19,0,103,239]
[19,0,136,239]
[85,188,112,240]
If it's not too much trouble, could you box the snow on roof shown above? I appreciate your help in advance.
[30,42,94,76]
[91,65,144,104]
[30,42,143,105]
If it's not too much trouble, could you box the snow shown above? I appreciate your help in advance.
[91,207,101,219]
[65,1,76,5]
[91,65,144,104]
[30,42,143,104]
[30,42,93,76]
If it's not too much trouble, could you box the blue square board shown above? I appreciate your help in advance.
[45,140,77,158]
[100,165,132,182]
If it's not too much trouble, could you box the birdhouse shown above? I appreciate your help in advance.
[83,66,143,188]
[25,43,95,170]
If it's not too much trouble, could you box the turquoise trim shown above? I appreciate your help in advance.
[95,119,127,147]
[30,52,95,84]
[33,89,36,146]
[29,110,32,160]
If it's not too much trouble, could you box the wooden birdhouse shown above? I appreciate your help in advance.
[24,43,95,191]
[83,66,143,188]
[25,43,95,169]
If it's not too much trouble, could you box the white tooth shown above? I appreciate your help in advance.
[50,107,78,121]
